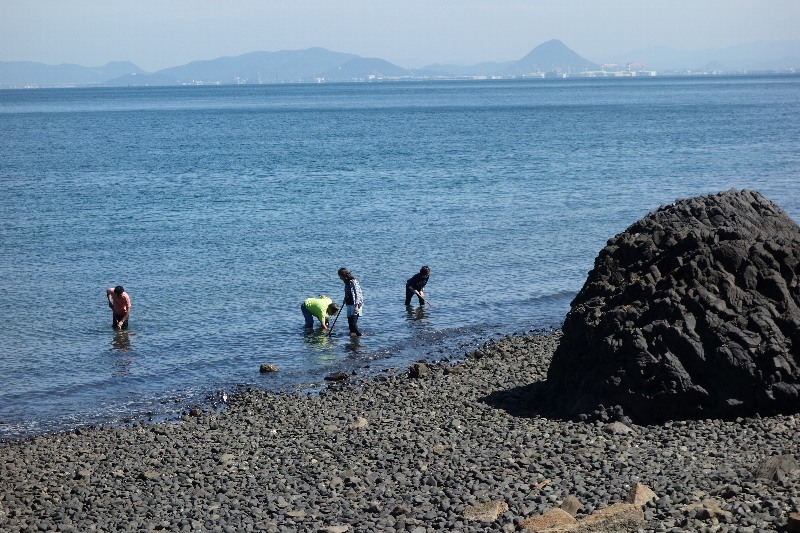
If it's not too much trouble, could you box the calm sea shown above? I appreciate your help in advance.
[2,76,799,439]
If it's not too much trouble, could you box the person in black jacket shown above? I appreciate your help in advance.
[405,265,430,306]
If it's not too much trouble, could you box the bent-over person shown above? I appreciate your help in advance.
[405,265,430,306]
[302,295,339,331]
[107,285,131,330]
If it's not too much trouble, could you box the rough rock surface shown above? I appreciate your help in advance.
[462,500,509,521]
[523,503,645,533]
[626,482,658,507]
[520,507,577,530]
[547,189,800,423]
[753,454,800,482]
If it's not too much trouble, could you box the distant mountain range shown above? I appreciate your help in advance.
[0,61,146,88]
[2,39,799,88]
[611,40,800,73]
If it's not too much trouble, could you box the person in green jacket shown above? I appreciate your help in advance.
[301,295,339,331]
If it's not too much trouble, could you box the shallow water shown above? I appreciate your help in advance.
[2,75,799,438]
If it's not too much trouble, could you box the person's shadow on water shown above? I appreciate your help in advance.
[406,305,427,321]
[405,305,435,339]
[110,330,134,377]
[344,336,363,356]
[302,329,334,348]
[302,329,341,368]
[111,330,132,351]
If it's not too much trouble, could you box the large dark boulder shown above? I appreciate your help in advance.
[546,189,800,424]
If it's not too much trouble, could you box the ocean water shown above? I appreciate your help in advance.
[1,76,799,439]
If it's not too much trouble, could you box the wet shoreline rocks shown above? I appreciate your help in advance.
[2,331,799,531]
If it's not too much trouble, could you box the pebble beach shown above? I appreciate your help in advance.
[1,331,799,532]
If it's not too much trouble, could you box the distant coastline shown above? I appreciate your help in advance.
[2,38,799,89]
[4,71,800,91]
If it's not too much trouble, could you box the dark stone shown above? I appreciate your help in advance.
[391,505,410,516]
[409,363,428,379]
[546,189,800,424]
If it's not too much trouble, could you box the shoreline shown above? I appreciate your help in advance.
[1,331,798,531]
[0,321,560,442]
[0,318,560,442]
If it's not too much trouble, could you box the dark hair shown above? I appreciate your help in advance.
[420,266,430,276]
[114,285,125,296]
[338,267,354,281]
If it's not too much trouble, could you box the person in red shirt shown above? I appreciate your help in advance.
[106,285,131,330]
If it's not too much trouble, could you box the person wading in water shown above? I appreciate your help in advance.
[301,295,339,331]
[405,265,430,306]
[106,285,131,330]
[337,268,363,337]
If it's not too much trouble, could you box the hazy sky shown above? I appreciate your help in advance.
[2,1,799,71]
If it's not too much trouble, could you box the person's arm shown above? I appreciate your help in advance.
[316,296,330,330]
[352,280,363,313]
[418,276,428,300]
[107,288,115,309]
[407,279,424,299]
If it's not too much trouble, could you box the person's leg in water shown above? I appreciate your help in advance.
[347,315,362,336]
[346,305,362,336]
[301,303,315,328]
[405,285,414,306]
